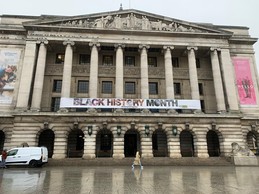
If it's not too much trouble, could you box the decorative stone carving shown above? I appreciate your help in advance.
[45,65,63,75]
[231,142,255,156]
[99,66,116,75]
[51,13,207,33]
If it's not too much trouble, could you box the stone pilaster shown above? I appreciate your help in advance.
[168,129,181,158]
[115,44,125,98]
[61,40,74,98]
[163,46,175,99]
[31,39,48,111]
[89,42,100,98]
[219,48,239,112]
[195,129,209,158]
[187,47,200,100]
[82,126,97,159]
[140,126,153,158]
[210,48,226,113]
[16,40,38,110]
[112,126,125,159]
[139,45,150,99]
[52,128,68,159]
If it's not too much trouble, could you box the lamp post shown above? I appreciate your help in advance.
[88,126,92,136]
[172,126,178,136]
[117,126,121,136]
[145,125,150,136]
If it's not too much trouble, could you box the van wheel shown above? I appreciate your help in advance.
[29,160,38,168]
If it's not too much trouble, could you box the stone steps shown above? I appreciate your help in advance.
[46,157,234,167]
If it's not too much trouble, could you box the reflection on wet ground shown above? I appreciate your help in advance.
[0,166,259,194]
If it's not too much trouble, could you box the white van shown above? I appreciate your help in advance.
[0,147,48,167]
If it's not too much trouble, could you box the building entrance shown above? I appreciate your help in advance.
[96,129,113,157]
[0,131,5,152]
[207,130,220,157]
[67,129,84,158]
[124,130,140,157]
[38,129,55,158]
[180,130,194,157]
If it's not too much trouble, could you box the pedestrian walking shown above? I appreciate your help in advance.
[1,149,7,168]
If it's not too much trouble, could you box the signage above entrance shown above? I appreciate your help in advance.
[60,98,201,110]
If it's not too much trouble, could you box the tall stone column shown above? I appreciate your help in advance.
[219,48,239,112]
[187,47,200,100]
[61,40,74,99]
[115,44,125,98]
[16,40,38,110]
[139,45,150,99]
[210,48,226,113]
[141,126,153,158]
[31,40,48,111]
[112,126,125,159]
[89,42,100,98]
[163,46,175,99]
[52,128,68,159]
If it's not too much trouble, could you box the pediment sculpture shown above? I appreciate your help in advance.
[54,13,206,33]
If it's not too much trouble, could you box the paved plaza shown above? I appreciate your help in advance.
[0,166,259,194]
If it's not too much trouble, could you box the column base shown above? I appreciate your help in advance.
[114,108,124,113]
[141,109,151,114]
[193,109,204,114]
[87,108,97,114]
[167,109,178,114]
[29,108,40,112]
[58,108,69,113]
[82,154,96,159]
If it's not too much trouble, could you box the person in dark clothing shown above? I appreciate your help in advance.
[1,149,7,168]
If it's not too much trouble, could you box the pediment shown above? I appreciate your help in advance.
[23,9,230,35]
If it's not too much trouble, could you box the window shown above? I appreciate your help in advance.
[53,80,62,93]
[174,83,181,95]
[7,149,18,156]
[172,57,179,68]
[77,80,89,93]
[125,82,135,94]
[51,97,60,112]
[200,100,205,112]
[148,57,157,67]
[56,53,65,64]
[125,56,135,66]
[149,82,158,95]
[103,55,113,66]
[102,81,113,94]
[196,58,201,68]
[79,54,90,65]
[199,83,203,95]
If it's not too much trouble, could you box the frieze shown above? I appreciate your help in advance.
[99,66,116,75]
[45,65,63,75]
[148,67,165,77]
[49,13,208,33]
[72,66,90,75]
[124,67,141,76]
[173,69,213,79]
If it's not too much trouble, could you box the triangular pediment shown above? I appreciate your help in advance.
[23,9,231,35]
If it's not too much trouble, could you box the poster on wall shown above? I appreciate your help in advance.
[0,49,21,104]
[233,57,257,105]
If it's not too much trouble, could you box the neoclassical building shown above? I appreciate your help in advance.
[0,8,259,159]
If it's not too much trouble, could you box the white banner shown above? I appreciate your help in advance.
[60,98,201,110]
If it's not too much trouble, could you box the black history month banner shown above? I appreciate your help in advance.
[60,97,201,109]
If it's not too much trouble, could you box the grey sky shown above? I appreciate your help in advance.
[1,0,259,72]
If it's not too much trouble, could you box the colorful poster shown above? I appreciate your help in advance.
[0,49,21,104]
[233,58,257,105]
[60,97,201,110]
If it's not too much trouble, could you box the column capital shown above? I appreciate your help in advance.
[89,42,100,47]
[163,45,174,50]
[114,43,125,49]
[36,39,48,45]
[210,47,221,52]
[187,46,198,51]
[63,40,75,46]
[139,44,150,50]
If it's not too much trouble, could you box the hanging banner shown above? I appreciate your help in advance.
[60,97,201,109]
[0,49,21,104]
[233,58,257,105]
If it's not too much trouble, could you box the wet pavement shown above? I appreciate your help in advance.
[0,166,259,194]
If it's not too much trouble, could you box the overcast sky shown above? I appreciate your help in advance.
[1,0,259,72]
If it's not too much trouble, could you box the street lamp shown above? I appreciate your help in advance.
[117,126,121,136]
[145,125,150,136]
[88,126,93,136]
[172,126,178,136]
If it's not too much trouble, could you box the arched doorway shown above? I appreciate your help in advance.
[96,129,113,157]
[152,129,168,157]
[0,130,5,152]
[247,131,258,154]
[124,129,140,157]
[206,130,220,157]
[38,129,55,158]
[180,130,194,157]
[67,129,84,158]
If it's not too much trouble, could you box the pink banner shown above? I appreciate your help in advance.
[233,58,256,105]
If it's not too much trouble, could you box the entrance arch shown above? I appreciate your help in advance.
[124,129,140,157]
[247,131,258,154]
[0,131,5,152]
[152,129,168,157]
[96,129,113,157]
[180,130,194,157]
[206,130,220,157]
[38,129,55,158]
[67,129,84,158]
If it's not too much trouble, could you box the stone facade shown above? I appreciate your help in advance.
[0,9,259,159]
